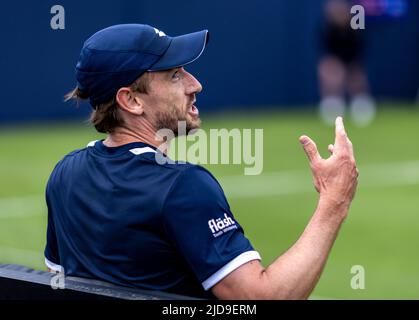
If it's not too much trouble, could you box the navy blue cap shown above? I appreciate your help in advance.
[75,24,209,107]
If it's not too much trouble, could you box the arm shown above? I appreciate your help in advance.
[212,117,358,300]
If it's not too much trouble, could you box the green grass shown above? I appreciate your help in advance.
[0,105,418,299]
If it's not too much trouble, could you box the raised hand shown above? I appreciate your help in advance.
[299,117,359,217]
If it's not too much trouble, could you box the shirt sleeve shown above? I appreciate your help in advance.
[162,165,261,291]
[44,178,62,272]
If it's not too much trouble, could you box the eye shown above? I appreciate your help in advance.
[171,70,180,80]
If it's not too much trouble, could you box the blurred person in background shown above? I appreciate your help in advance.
[318,0,376,126]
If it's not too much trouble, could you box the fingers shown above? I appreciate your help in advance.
[299,135,322,163]
[334,116,348,148]
[328,144,334,155]
[334,117,355,158]
[335,116,346,135]
[334,117,349,149]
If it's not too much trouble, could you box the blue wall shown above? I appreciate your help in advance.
[0,0,418,122]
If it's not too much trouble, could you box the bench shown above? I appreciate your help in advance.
[0,264,198,300]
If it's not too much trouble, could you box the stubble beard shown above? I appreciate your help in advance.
[155,104,201,137]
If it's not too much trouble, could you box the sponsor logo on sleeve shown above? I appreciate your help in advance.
[208,213,238,238]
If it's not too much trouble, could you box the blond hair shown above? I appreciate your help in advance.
[65,73,151,133]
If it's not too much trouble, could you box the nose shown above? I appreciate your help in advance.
[184,70,202,94]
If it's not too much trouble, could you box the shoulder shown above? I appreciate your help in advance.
[47,147,88,185]
[62,148,87,160]
[162,163,227,211]
[147,153,221,188]
[51,147,87,171]
[171,164,222,192]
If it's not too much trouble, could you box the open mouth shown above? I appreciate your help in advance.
[188,104,199,117]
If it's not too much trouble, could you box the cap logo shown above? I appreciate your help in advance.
[154,27,166,37]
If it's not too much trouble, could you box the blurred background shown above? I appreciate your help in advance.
[0,0,418,299]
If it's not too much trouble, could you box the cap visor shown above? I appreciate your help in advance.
[148,30,208,71]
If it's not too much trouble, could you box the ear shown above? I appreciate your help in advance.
[115,87,144,116]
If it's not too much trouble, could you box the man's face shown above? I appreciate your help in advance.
[139,67,203,136]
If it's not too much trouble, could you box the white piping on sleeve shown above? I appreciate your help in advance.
[202,250,261,291]
[45,257,63,273]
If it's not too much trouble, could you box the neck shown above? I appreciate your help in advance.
[103,124,171,155]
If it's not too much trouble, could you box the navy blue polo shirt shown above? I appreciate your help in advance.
[44,140,261,298]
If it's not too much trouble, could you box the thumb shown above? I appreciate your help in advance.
[299,135,322,163]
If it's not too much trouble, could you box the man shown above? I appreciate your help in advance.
[45,24,359,299]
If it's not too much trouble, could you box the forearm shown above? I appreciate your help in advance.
[213,119,358,300]
[261,198,348,299]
